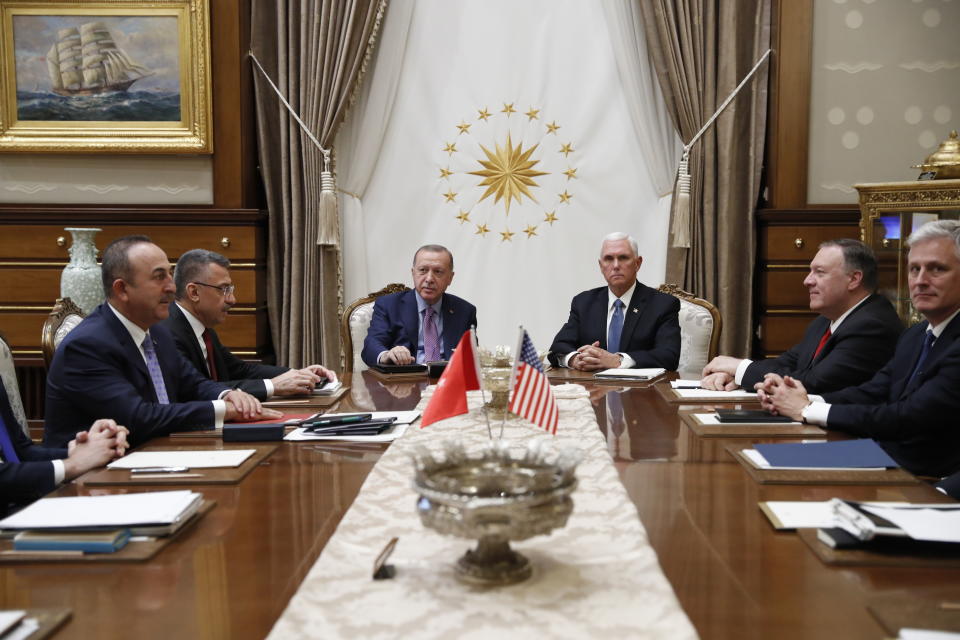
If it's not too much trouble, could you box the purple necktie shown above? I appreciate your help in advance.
[0,410,21,463]
[423,307,440,362]
[142,334,170,404]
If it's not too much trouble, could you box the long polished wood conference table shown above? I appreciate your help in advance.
[2,371,958,639]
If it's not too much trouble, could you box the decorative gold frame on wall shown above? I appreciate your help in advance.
[0,0,212,153]
[856,179,960,324]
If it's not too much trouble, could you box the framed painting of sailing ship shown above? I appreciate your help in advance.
[0,0,212,153]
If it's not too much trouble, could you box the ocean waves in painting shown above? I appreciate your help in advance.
[16,91,181,122]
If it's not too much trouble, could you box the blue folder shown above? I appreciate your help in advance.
[754,439,899,469]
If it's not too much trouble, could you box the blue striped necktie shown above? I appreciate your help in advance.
[608,299,625,354]
[142,334,170,404]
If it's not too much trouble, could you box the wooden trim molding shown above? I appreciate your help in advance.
[767,0,814,209]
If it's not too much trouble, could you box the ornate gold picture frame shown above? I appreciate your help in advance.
[0,0,211,153]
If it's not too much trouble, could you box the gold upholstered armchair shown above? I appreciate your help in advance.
[340,283,411,373]
[41,297,86,369]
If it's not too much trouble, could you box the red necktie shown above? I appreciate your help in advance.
[202,330,219,381]
[812,327,831,360]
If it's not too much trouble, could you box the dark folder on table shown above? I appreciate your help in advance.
[754,439,899,469]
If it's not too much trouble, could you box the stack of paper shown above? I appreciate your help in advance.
[0,490,203,536]
[107,449,255,469]
[759,500,953,530]
[313,380,343,396]
[594,368,665,380]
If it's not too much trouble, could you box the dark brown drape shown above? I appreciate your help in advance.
[251,0,386,368]
[640,0,770,356]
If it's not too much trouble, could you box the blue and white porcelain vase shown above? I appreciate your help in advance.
[60,227,104,314]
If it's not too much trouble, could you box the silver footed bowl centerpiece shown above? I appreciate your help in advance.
[412,439,581,586]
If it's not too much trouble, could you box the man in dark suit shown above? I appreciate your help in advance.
[701,239,902,392]
[361,245,477,366]
[45,236,277,448]
[161,250,336,400]
[759,220,960,478]
[1,384,128,516]
[549,232,680,371]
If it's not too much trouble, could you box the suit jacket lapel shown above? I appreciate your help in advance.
[590,289,610,349]
[171,304,207,374]
[901,315,960,397]
[102,305,151,389]
[440,295,460,358]
[800,316,831,369]
[618,285,649,349]
[401,291,420,354]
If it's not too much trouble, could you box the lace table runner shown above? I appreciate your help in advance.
[268,384,697,639]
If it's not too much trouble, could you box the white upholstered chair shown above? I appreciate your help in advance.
[340,283,410,373]
[657,284,722,375]
[41,297,86,369]
[0,334,29,436]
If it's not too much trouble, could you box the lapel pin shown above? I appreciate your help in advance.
[632,308,638,313]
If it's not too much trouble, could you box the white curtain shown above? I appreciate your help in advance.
[601,0,682,197]
[337,0,415,303]
[340,0,678,349]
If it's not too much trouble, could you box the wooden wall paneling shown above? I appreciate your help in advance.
[767,0,813,209]
[210,0,258,209]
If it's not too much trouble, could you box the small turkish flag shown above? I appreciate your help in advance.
[420,328,481,427]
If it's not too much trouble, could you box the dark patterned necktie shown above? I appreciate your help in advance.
[203,329,219,381]
[907,330,936,384]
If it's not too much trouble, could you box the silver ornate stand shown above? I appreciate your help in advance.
[412,440,580,586]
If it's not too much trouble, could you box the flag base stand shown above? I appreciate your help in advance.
[455,536,531,586]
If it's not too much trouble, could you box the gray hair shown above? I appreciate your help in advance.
[819,238,879,292]
[601,232,639,256]
[101,235,153,298]
[907,220,960,259]
[174,249,231,298]
[413,244,454,270]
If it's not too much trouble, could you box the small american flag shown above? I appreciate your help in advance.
[508,328,559,434]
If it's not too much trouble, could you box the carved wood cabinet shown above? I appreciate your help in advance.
[856,179,960,324]
[753,209,861,358]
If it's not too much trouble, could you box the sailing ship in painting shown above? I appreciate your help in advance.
[46,22,153,96]
[15,19,180,122]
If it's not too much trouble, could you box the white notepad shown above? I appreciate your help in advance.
[108,449,255,469]
[674,388,757,399]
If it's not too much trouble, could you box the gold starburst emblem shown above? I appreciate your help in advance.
[437,102,580,242]
[467,133,548,214]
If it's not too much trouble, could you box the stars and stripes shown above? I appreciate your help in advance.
[508,328,559,434]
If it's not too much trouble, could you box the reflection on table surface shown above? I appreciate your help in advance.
[1,371,957,639]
